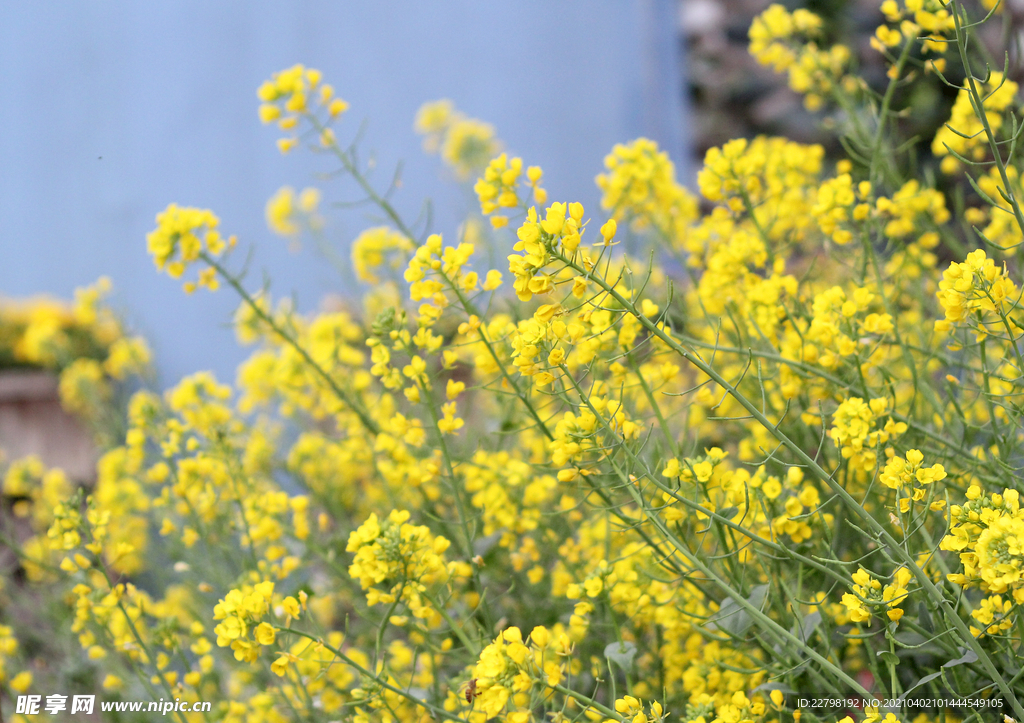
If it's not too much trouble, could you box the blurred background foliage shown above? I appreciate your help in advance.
[680,0,1015,165]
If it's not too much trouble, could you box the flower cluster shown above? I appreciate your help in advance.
[415,99,500,178]
[830,397,907,474]
[469,627,533,718]
[258,63,348,153]
[968,165,1024,250]
[748,4,853,110]
[474,153,547,228]
[935,249,1019,337]
[879,449,947,512]
[346,509,451,618]
[212,581,277,662]
[841,567,913,623]
[615,695,667,723]
[146,204,234,292]
[812,172,873,245]
[876,180,950,240]
[970,594,1015,637]
[265,186,322,240]
[595,137,698,243]
[933,73,1019,174]
[507,201,594,301]
[748,5,824,71]
[352,226,415,284]
[874,0,955,57]
[942,486,1024,600]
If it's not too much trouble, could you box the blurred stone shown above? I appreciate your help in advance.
[0,370,96,482]
[682,0,869,163]
[681,0,725,36]
[751,87,800,126]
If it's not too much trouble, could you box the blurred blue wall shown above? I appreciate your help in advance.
[0,1,689,386]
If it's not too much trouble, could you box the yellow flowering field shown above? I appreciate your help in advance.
[6,2,1024,722]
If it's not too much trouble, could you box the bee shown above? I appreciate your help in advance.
[465,679,478,704]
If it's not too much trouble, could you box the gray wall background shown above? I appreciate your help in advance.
[0,1,689,386]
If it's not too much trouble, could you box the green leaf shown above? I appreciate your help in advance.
[709,584,769,637]
[877,650,899,666]
[794,611,822,644]
[917,602,934,633]
[901,647,980,697]
[604,641,637,670]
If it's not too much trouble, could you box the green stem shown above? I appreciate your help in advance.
[869,35,915,187]
[309,115,419,242]
[553,248,1024,719]
[437,266,554,440]
[202,252,380,435]
[953,0,1024,239]
[558,365,872,698]
[422,591,481,656]
[550,683,624,721]
[275,626,469,723]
